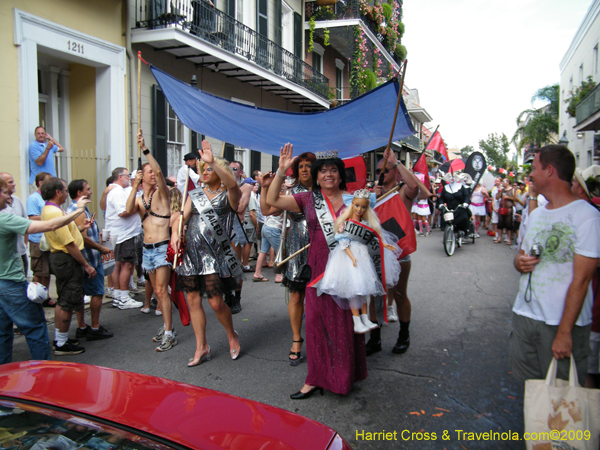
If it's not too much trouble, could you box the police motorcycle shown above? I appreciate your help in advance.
[438,172,475,256]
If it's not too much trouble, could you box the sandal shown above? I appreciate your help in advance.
[252,276,269,282]
[42,298,57,307]
[493,240,501,244]
[289,338,304,366]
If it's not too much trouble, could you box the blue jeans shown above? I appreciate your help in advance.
[0,279,50,364]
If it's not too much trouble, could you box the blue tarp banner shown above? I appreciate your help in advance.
[150,65,416,159]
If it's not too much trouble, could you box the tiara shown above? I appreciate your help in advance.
[315,150,339,159]
[353,189,370,199]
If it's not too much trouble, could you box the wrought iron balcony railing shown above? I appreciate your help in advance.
[576,82,600,125]
[135,0,329,100]
[400,133,421,151]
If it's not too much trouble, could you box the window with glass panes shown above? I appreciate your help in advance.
[167,104,185,178]
[336,67,342,99]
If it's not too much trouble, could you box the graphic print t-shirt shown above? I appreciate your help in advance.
[513,199,600,326]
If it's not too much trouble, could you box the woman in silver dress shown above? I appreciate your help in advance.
[171,141,241,367]
[276,152,315,365]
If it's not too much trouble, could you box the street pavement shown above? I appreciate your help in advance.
[11,228,524,449]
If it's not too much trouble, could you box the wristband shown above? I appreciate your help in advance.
[276,169,285,178]
[143,148,150,155]
[392,161,401,169]
[529,196,537,201]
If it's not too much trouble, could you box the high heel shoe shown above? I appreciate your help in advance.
[230,331,240,360]
[188,346,211,367]
[290,386,324,400]
[289,337,304,366]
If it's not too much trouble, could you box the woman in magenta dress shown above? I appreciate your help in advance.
[264,143,368,398]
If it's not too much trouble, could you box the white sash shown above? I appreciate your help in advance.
[189,188,243,282]
[313,190,338,251]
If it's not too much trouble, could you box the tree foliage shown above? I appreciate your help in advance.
[459,145,474,159]
[565,76,597,117]
[512,84,559,153]
[479,133,511,170]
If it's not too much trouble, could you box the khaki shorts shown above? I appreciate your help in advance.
[509,312,590,384]
[49,252,84,313]
[29,241,50,278]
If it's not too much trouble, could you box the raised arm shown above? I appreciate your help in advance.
[138,131,169,199]
[126,171,142,216]
[27,198,90,234]
[265,143,300,213]
[199,140,241,211]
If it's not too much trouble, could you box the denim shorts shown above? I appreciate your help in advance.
[142,243,171,272]
[260,225,281,254]
[83,262,105,296]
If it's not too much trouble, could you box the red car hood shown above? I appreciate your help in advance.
[0,361,346,450]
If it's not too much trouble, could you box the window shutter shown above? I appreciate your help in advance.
[275,0,282,46]
[226,0,235,16]
[251,150,261,175]
[293,12,302,58]
[152,85,168,175]
[223,143,235,162]
[272,155,280,173]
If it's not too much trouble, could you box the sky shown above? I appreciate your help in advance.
[402,0,593,153]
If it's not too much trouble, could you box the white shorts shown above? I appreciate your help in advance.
[492,211,499,224]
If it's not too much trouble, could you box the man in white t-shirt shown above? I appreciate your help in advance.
[510,145,600,384]
[176,153,200,194]
[105,167,143,310]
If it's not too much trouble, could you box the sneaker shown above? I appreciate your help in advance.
[128,282,139,293]
[140,307,151,314]
[86,325,114,341]
[156,333,177,352]
[152,325,176,342]
[129,291,137,298]
[155,310,162,316]
[112,298,124,308]
[474,233,480,238]
[105,287,114,298]
[137,278,146,287]
[52,338,80,350]
[54,341,85,355]
[84,295,91,304]
[387,305,399,322]
[118,298,144,310]
[75,326,90,339]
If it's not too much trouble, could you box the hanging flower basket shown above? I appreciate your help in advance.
[316,0,338,5]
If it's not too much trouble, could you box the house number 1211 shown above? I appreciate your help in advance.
[68,41,84,54]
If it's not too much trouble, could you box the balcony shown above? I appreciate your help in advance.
[400,133,421,152]
[134,0,329,104]
[575,83,600,132]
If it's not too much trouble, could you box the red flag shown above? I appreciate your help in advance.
[412,154,431,191]
[425,131,449,162]
[374,193,417,259]
[343,156,367,193]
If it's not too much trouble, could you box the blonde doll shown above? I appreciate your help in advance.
[318,190,401,334]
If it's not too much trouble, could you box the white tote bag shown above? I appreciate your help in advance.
[524,357,600,450]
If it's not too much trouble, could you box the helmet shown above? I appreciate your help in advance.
[27,282,48,304]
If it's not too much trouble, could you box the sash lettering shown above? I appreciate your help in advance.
[189,188,243,282]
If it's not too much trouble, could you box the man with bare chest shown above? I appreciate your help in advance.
[127,132,175,352]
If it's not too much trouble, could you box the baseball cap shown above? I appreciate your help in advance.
[244,177,257,184]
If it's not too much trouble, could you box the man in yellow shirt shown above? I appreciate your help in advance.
[41,177,95,355]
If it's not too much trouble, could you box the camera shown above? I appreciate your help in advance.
[530,244,542,258]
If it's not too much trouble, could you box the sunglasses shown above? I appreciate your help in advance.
[231,167,239,171]
[375,168,389,175]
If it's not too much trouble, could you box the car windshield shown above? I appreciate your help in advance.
[0,400,181,450]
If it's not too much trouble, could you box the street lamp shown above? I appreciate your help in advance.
[558,131,569,147]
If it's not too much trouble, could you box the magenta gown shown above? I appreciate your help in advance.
[293,192,368,395]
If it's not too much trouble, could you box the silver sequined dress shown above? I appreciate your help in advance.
[177,189,236,277]
[282,184,310,291]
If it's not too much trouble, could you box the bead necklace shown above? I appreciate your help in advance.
[205,184,223,195]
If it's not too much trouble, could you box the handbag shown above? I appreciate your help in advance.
[297,264,312,283]
[499,198,509,216]
[524,357,600,450]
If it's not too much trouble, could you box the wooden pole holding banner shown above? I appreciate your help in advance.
[221,141,226,158]
[173,166,190,268]
[137,51,142,171]
[377,60,408,187]
[376,184,401,203]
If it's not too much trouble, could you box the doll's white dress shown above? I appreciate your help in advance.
[317,221,401,309]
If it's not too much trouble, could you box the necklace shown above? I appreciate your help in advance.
[205,184,223,195]
[326,192,341,202]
